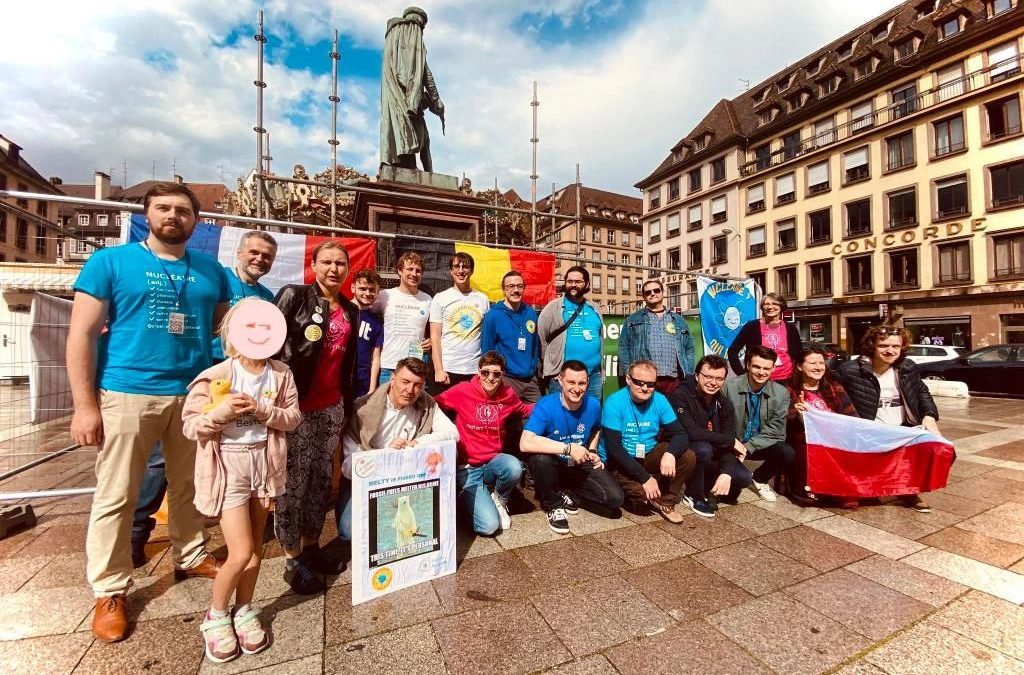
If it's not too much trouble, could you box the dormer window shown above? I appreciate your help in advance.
[937,12,965,40]
[693,133,711,152]
[870,21,892,42]
[805,57,824,76]
[753,88,769,105]
[853,57,877,80]
[600,208,612,218]
[915,0,936,19]
[837,40,854,60]
[786,90,810,112]
[586,206,598,215]
[629,215,639,224]
[615,211,625,220]
[757,106,780,127]
[819,74,842,97]
[894,36,919,61]
[776,73,794,92]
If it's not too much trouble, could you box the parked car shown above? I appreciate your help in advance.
[916,344,1024,397]
[801,342,850,369]
[905,344,967,365]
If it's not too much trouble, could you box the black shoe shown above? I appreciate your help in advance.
[521,463,534,490]
[131,539,147,568]
[302,546,346,575]
[546,508,570,535]
[284,558,323,595]
[560,492,580,515]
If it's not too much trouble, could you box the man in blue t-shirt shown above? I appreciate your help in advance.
[351,269,385,398]
[520,360,623,534]
[481,270,541,403]
[537,266,604,401]
[601,360,693,524]
[68,182,230,643]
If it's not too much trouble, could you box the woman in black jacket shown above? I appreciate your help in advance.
[836,325,943,513]
[727,293,801,381]
[272,241,359,594]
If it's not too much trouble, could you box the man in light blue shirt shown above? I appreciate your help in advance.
[538,266,605,401]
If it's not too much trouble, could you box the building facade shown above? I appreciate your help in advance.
[0,134,62,263]
[639,0,1024,351]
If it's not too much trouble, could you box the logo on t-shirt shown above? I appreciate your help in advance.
[577,422,585,433]
[525,320,536,333]
[475,403,501,425]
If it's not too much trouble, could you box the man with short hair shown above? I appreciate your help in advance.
[618,279,695,395]
[724,345,794,502]
[538,266,604,400]
[520,360,623,534]
[601,360,693,523]
[429,252,490,394]
[336,357,459,540]
[68,182,230,642]
[668,355,739,518]
[436,352,532,534]
[375,252,432,384]
[352,269,384,399]
[481,270,541,403]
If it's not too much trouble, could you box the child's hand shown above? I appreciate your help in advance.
[228,393,257,414]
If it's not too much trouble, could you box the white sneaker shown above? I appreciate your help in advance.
[751,480,777,502]
[491,491,512,531]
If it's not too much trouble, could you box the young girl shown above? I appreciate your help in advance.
[182,300,300,664]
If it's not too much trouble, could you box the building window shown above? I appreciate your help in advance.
[97,214,109,228]
[843,147,870,184]
[608,276,616,293]
[993,231,1024,278]
[853,58,875,80]
[647,220,660,242]
[620,277,629,295]
[607,252,615,265]
[56,238,63,258]
[688,204,702,230]
[35,200,46,216]
[850,100,874,133]
[648,252,661,269]
[837,40,853,60]
[776,218,797,252]
[711,195,727,223]
[749,271,767,293]
[887,187,917,228]
[635,255,642,266]
[621,254,629,265]
[846,198,872,237]
[936,63,964,101]
[776,74,794,92]
[889,248,919,289]
[777,267,797,300]
[937,240,971,283]
[787,92,807,113]
[915,1,935,19]
[938,14,962,40]
[985,96,1022,142]
[894,37,917,61]
[15,219,28,249]
[621,231,629,245]
[694,135,708,151]
[687,241,703,270]
[753,144,771,171]
[807,161,830,194]
[747,184,765,213]
[989,0,1013,17]
[688,168,702,193]
[748,226,766,257]
[847,255,873,293]
[592,274,601,291]
[591,250,601,267]
[711,235,728,264]
[808,261,832,297]
[668,179,680,202]
[933,115,965,156]
[806,57,824,76]
[814,117,835,146]
[77,214,89,228]
[775,172,796,204]
[990,160,1024,208]
[783,131,802,160]
[34,225,46,255]
[886,130,915,171]
[891,82,919,119]
[666,212,680,236]
[648,189,660,210]
[935,175,969,219]
[808,209,831,245]
[15,183,28,208]
[607,228,616,244]
[667,283,681,305]
[589,226,600,243]
[711,157,726,183]
[988,41,1020,82]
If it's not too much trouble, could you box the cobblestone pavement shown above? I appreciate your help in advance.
[1,397,1021,674]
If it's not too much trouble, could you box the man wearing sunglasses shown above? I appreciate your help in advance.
[600,360,693,523]
[618,280,695,395]
[435,352,533,534]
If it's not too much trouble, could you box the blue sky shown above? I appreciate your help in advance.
[0,0,897,197]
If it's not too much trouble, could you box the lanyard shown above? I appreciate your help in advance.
[142,242,190,309]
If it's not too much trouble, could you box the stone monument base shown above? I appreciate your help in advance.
[378,165,459,191]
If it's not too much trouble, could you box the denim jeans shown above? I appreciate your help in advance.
[336,480,353,542]
[131,442,167,545]
[688,441,752,501]
[748,441,796,486]
[456,454,522,536]
[547,371,605,402]
[527,453,623,515]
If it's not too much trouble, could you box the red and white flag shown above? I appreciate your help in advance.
[804,408,955,498]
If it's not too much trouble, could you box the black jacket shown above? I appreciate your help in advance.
[668,375,736,452]
[273,283,359,406]
[727,319,802,375]
[836,356,939,425]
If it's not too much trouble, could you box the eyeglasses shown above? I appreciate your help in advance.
[877,327,903,336]
[698,372,726,384]
[503,283,525,290]
[564,280,586,286]
[642,288,662,297]
[479,369,504,380]
[629,376,657,389]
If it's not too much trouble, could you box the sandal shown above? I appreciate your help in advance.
[233,606,271,655]
[200,612,240,663]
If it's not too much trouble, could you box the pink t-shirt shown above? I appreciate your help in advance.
[300,305,351,412]
[760,321,793,381]
[803,389,831,412]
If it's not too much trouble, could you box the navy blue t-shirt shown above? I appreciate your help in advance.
[355,307,384,398]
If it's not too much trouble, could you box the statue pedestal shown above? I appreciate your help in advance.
[378,166,460,191]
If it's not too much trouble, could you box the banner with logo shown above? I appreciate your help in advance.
[695,277,758,358]
[350,441,457,605]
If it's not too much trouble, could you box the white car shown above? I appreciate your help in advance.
[906,344,967,365]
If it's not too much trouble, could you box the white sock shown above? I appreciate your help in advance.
[235,603,252,617]
[208,606,230,619]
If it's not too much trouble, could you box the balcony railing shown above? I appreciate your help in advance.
[740,54,1024,177]
[748,242,766,257]
[808,182,830,194]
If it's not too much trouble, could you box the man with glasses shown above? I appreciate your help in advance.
[618,280,695,395]
[481,270,541,403]
[520,360,623,534]
[601,360,693,523]
[727,292,801,381]
[724,345,793,502]
[668,355,740,517]
[429,252,490,394]
[435,352,532,534]
[538,266,605,400]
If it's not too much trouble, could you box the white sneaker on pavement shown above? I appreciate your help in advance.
[491,491,512,531]
[751,480,777,502]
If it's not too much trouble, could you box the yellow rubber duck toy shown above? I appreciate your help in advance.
[202,379,232,413]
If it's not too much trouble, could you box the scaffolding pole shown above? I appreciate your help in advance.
[329,29,341,228]
[530,81,539,248]
[253,11,268,219]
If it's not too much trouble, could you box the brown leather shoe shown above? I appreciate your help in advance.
[649,500,685,524]
[174,555,222,581]
[92,594,129,642]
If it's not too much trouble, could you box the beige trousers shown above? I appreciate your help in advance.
[86,390,208,596]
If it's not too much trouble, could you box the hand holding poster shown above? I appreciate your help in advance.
[351,441,456,605]
[695,276,757,358]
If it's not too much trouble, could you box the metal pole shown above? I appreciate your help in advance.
[530,81,539,248]
[0,487,96,502]
[254,11,267,218]
[575,163,582,258]
[493,177,499,245]
[329,29,340,228]
[0,444,80,483]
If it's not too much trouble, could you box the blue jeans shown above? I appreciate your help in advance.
[336,480,353,542]
[131,442,167,544]
[688,440,752,501]
[547,371,604,402]
[456,454,522,536]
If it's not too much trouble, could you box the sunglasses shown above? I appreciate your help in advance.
[877,327,903,336]
[629,376,657,389]
[642,288,662,297]
[479,369,504,380]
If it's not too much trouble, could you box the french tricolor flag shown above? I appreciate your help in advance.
[804,408,956,498]
[125,214,377,298]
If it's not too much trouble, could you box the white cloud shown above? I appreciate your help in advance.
[1,0,896,198]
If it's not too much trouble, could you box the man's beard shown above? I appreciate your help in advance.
[151,224,190,245]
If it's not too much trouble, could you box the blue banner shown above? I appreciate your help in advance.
[696,276,758,357]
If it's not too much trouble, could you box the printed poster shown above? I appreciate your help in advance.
[350,441,456,605]
[695,276,758,358]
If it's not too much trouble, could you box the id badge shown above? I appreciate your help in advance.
[635,443,646,459]
[408,340,424,359]
[582,329,593,341]
[167,312,185,335]
[517,337,527,351]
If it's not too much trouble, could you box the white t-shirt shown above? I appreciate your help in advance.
[429,287,491,375]
[378,288,432,369]
[873,367,905,427]
[220,360,274,445]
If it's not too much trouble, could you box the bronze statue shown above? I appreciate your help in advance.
[379,6,445,173]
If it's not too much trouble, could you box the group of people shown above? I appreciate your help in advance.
[67,182,949,664]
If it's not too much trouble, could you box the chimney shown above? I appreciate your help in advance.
[174,174,183,184]
[49,177,63,186]
[94,171,111,201]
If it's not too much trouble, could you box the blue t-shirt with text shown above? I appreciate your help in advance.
[524,392,601,452]
[561,299,602,374]
[74,243,230,395]
[355,307,385,398]
[598,388,676,462]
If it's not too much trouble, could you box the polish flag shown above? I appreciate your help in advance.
[803,408,955,498]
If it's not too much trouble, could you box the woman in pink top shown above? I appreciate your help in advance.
[728,293,802,381]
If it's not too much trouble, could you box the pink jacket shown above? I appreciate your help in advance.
[182,358,300,517]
